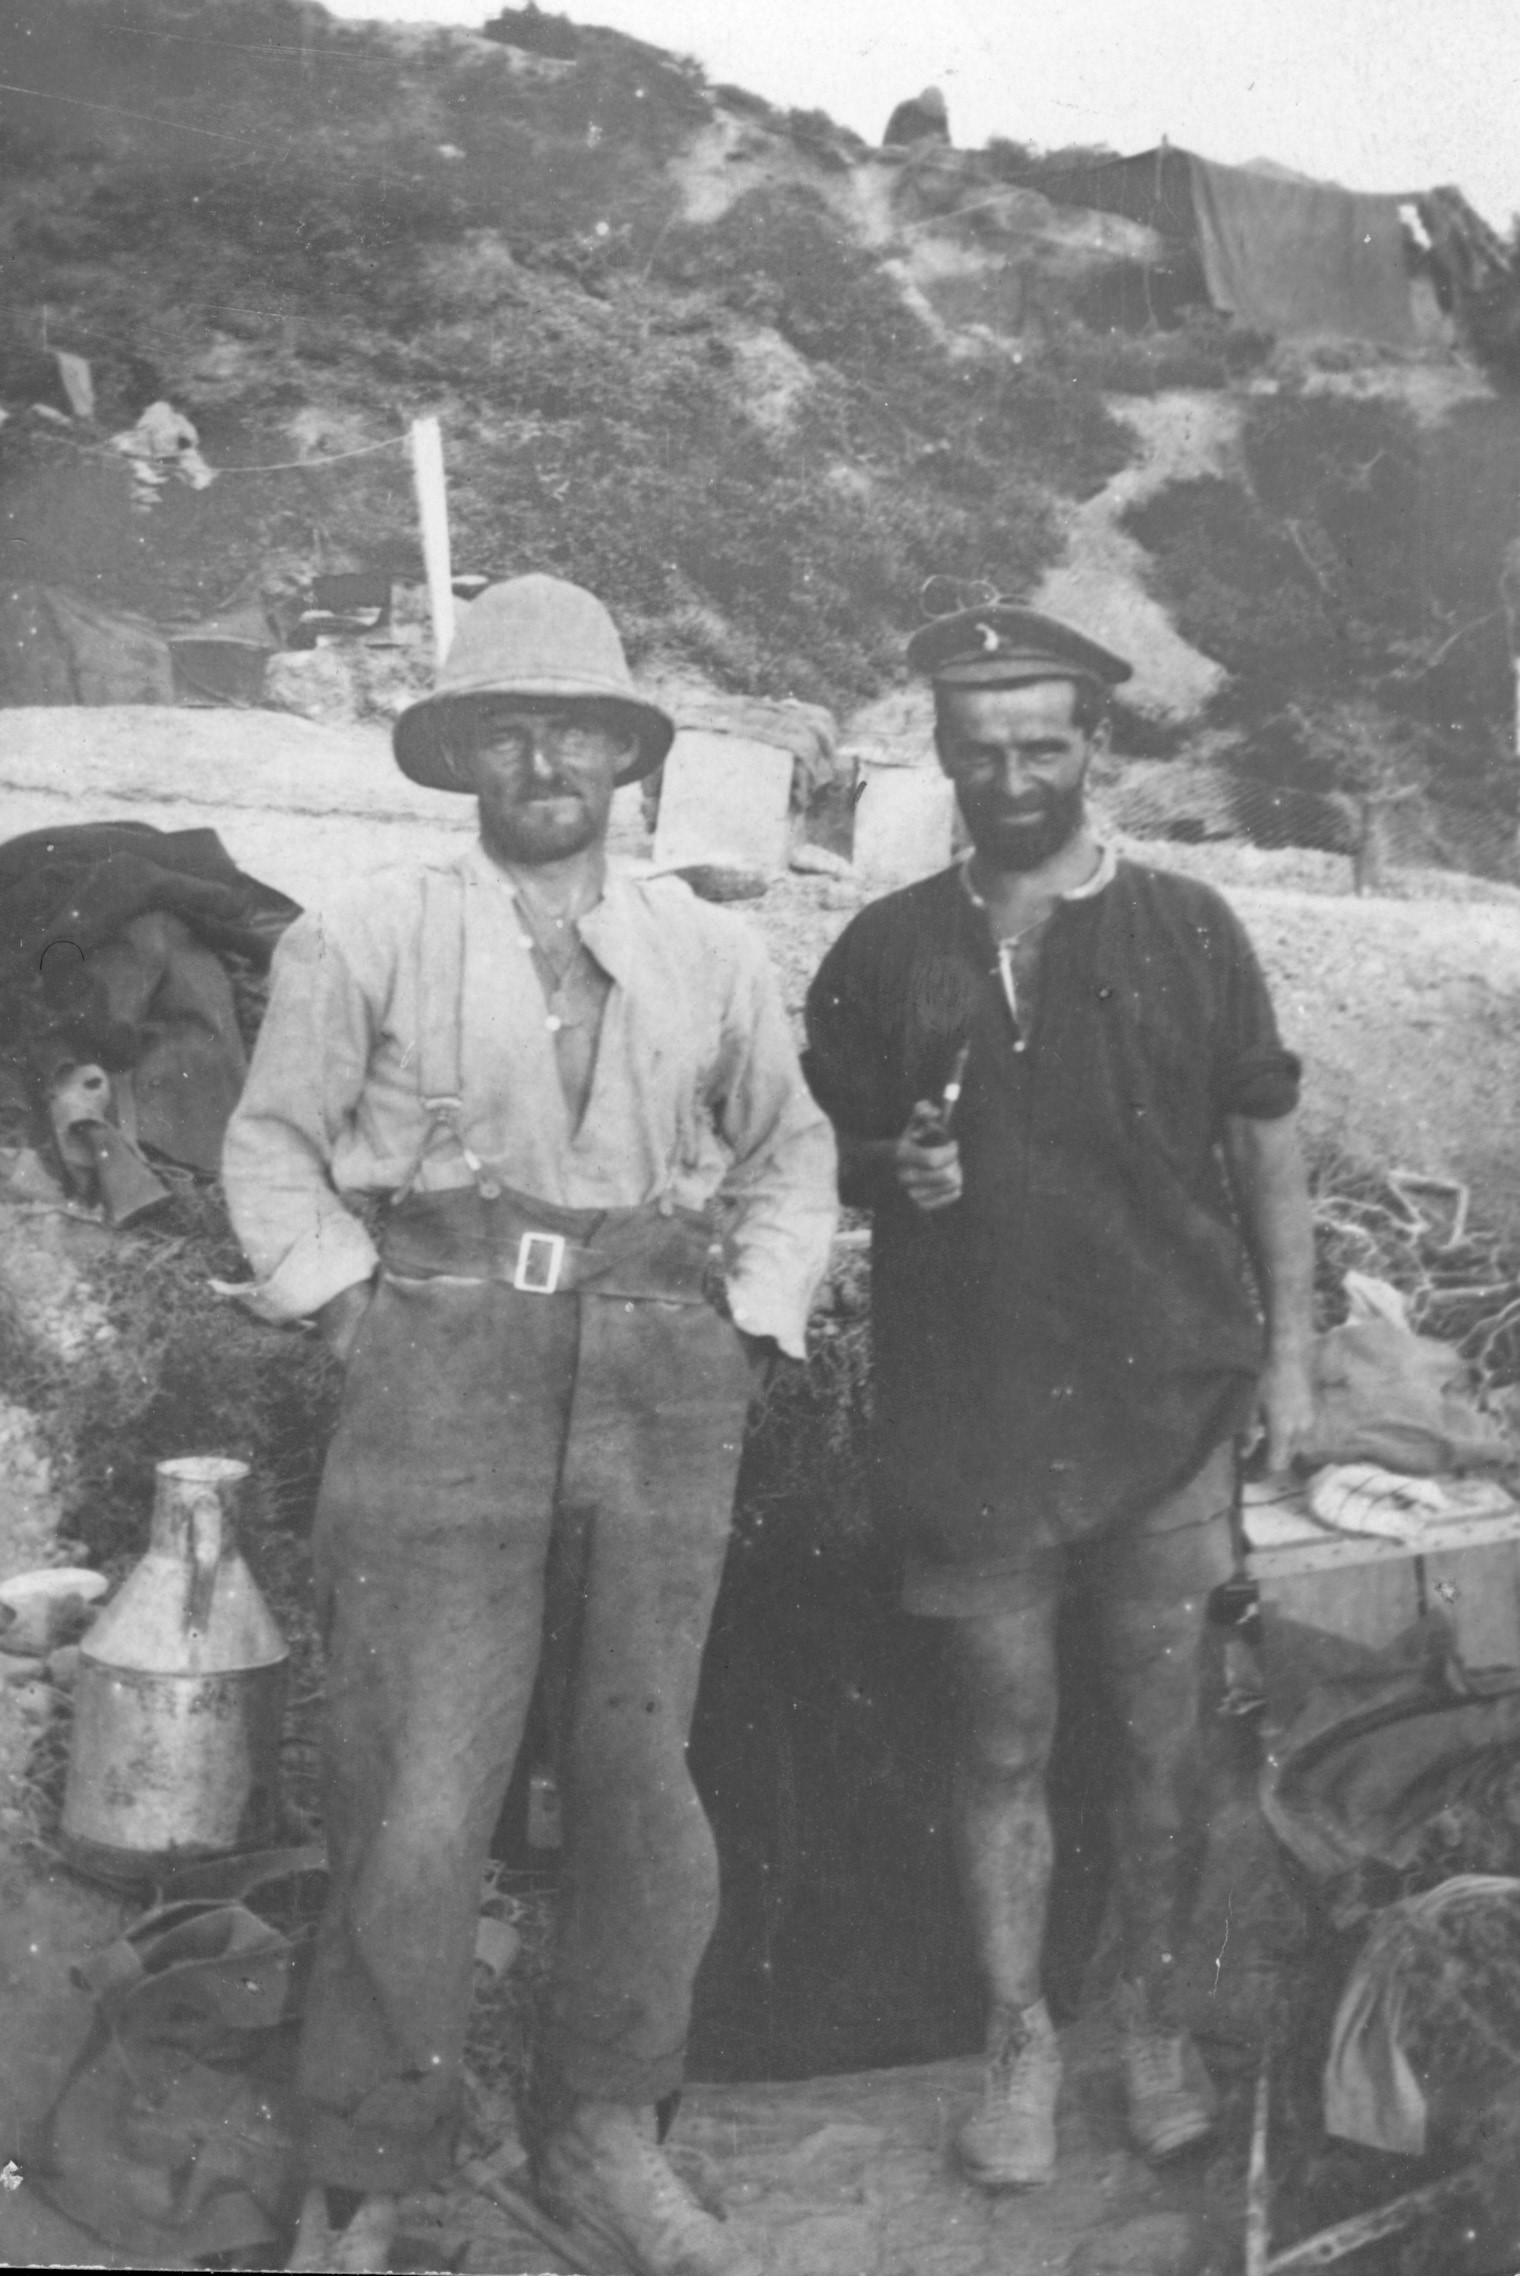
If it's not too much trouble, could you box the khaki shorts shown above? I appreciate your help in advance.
[902,1439,1237,1619]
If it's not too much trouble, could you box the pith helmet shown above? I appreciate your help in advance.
[393,574,676,791]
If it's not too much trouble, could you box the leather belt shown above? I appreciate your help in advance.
[379,1182,716,1304]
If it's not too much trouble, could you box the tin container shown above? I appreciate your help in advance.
[61,1456,288,1882]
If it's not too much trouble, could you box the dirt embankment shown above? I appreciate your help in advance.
[1230,885,1520,1228]
[9,703,1519,1230]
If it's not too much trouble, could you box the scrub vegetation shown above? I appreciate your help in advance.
[0,0,1131,712]
[1123,390,1520,868]
[4,0,1516,861]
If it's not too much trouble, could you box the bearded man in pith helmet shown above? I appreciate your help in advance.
[223,574,836,2276]
[804,598,1314,2192]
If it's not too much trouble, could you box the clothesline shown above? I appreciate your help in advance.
[0,79,259,150]
[14,413,413,480]
[213,434,411,476]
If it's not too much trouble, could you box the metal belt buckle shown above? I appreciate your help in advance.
[514,1230,566,1294]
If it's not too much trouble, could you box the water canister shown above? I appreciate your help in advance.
[62,1455,289,1881]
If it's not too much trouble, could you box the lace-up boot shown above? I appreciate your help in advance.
[534,2100,762,2276]
[955,1997,1061,2188]
[1117,1978,1218,2160]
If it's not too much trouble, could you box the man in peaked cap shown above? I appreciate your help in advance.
[804,599,1314,2187]
[224,575,835,2276]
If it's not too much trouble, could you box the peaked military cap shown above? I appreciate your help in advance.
[906,600,1134,690]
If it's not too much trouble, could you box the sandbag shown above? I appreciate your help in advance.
[1260,1615,1520,1923]
[1301,1314,1510,1474]
[1325,1874,1520,2155]
[30,1847,325,2267]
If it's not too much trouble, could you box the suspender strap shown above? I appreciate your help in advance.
[1228,1432,1252,1580]
[417,866,465,1109]
[396,868,500,1202]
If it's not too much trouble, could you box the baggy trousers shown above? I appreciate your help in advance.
[296,1190,755,2193]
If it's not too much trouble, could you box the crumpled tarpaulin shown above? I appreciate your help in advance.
[0,821,298,1176]
[1187,154,1419,346]
[31,1847,327,2267]
[1324,1873,1520,2154]
[0,582,175,706]
[1260,1612,1520,1924]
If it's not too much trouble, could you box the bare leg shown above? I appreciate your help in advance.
[1096,1521,1231,2159]
[946,1603,1064,2186]
[1096,1545,1230,2013]
[948,1604,1061,2008]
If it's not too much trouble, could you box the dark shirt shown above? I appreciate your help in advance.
[803,858,1301,1572]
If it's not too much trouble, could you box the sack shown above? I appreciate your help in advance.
[30,1846,325,2267]
[1325,1874,1520,2155]
[1260,1616,1520,1923]
[1302,1305,1510,1475]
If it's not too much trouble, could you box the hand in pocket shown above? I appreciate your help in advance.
[317,1279,376,1368]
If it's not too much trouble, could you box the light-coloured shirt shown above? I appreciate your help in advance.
[222,841,837,1357]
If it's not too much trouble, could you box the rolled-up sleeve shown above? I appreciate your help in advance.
[220,912,383,1322]
[711,932,837,1360]
[1211,910,1301,1122]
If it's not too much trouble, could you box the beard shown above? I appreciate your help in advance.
[960,777,1087,872]
[477,780,599,865]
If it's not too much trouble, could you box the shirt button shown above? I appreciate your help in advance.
[517,934,534,951]
[545,1014,563,1033]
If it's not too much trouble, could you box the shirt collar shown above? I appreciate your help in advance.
[959,841,1118,916]
[460,840,640,987]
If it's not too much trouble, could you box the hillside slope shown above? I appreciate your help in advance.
[0,0,1138,712]
[0,0,1517,866]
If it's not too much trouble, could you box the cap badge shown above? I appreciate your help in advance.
[977,623,1001,653]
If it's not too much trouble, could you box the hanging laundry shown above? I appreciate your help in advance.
[109,401,217,511]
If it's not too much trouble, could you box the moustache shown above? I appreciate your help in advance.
[512,781,583,805]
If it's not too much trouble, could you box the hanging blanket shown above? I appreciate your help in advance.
[1188,154,1419,346]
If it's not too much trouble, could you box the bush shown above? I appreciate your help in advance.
[1050,308,1274,394]
[480,5,579,60]
[655,185,926,369]
[982,137,1120,194]
[1122,390,1520,857]
[4,1175,339,1579]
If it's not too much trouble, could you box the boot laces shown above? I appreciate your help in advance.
[984,2005,1054,2109]
[1120,1984,1190,2092]
[1128,2023,1189,2100]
